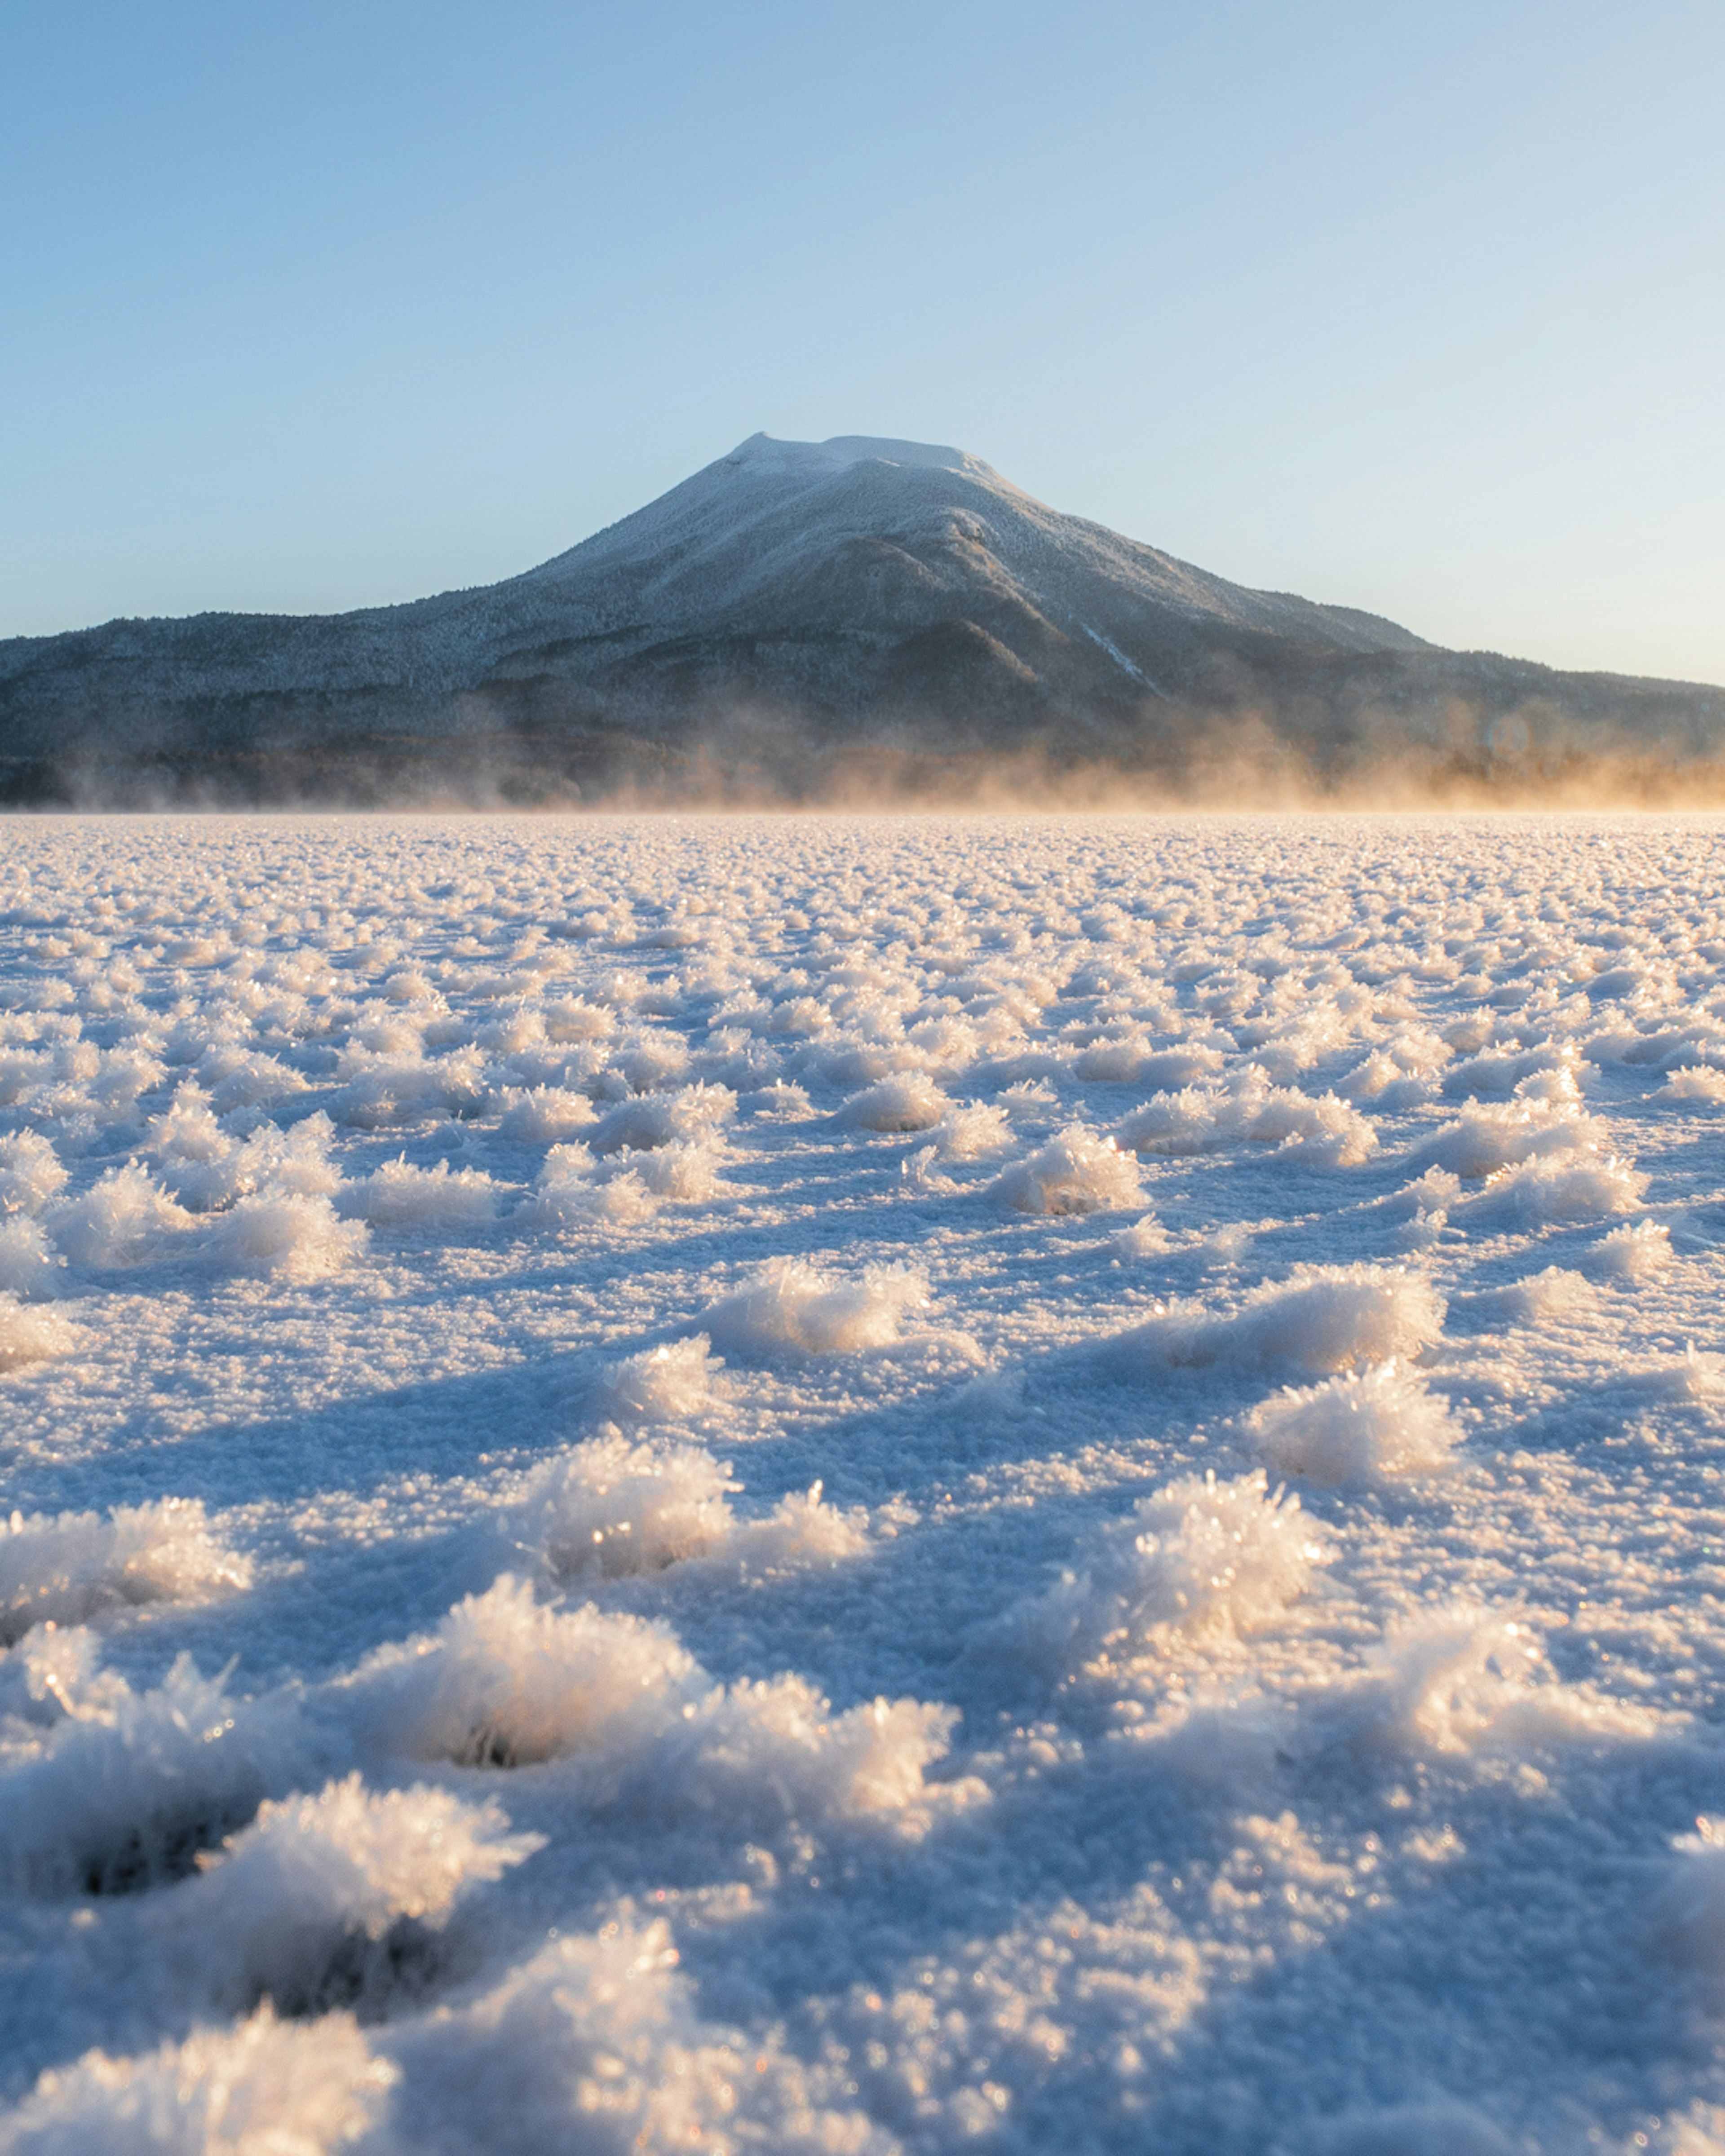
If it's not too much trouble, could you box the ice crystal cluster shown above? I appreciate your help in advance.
[0,811,1719,2154]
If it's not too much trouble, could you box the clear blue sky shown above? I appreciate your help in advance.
[4,0,1721,682]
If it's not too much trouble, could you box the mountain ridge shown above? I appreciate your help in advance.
[3,433,1721,803]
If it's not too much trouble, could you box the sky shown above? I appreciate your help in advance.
[3,0,1722,683]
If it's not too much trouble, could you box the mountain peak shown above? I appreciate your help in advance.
[6,427,1716,806]
[723,431,1004,485]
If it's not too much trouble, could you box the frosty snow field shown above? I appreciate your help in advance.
[1,810,1724,2153]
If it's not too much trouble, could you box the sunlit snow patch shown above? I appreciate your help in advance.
[168,1773,542,2016]
[353,1577,973,1832]
[1017,1471,1330,1677]
[383,1917,892,2156]
[705,1258,929,1353]
[0,2004,394,2154]
[990,1125,1145,1214]
[1664,1065,1725,1103]
[1115,1069,1376,1167]
[0,1632,295,1895]
[1594,1219,1674,1281]
[0,1132,68,1215]
[0,1295,74,1372]
[207,1190,368,1281]
[839,1071,950,1131]
[47,1165,198,1268]
[339,1157,503,1228]
[1245,1361,1461,1484]
[518,1427,865,1586]
[1,1497,251,1645]
[1128,1265,1445,1377]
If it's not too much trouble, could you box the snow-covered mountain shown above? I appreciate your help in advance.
[1,433,1720,800]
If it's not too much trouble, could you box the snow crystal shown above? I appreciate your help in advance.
[174,1774,542,2015]
[0,1643,292,1896]
[1639,1347,1725,1401]
[0,1133,67,1217]
[143,1103,341,1215]
[662,1673,973,1831]
[1664,1065,1725,1103]
[929,1100,1013,1159]
[352,1576,958,1832]
[1461,1264,1593,1327]
[540,993,613,1041]
[1325,1606,1665,1763]
[990,1124,1145,1214]
[0,1294,73,1371]
[1460,1147,1647,1225]
[203,1188,367,1281]
[1019,1471,1329,1673]
[1245,1361,1461,1484]
[47,1166,196,1268]
[518,1426,866,1589]
[525,1136,722,1227]
[1131,1264,1446,1377]
[1111,1212,1173,1258]
[588,1082,734,1154]
[0,2005,394,2155]
[1595,1219,1673,1281]
[0,1497,250,1644]
[839,1071,950,1131]
[360,1577,703,1767]
[383,1918,890,2156]
[594,1333,730,1423]
[704,1257,928,1353]
[0,1218,58,1299]
[521,1433,737,1580]
[339,1157,501,1228]
[330,1047,487,1129]
[1409,1096,1607,1180]
[496,1085,597,1142]
[1075,1039,1223,1087]
[1116,1069,1377,1166]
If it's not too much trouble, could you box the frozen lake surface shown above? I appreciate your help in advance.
[0,812,1722,2155]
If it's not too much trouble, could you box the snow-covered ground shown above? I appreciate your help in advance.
[0,811,1721,2156]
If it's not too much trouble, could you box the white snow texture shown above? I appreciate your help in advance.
[0,810,1716,2156]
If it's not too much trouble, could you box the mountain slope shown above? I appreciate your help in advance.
[0,433,1719,801]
